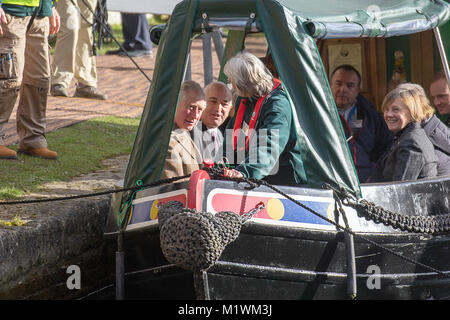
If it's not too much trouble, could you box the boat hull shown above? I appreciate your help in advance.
[103,174,450,300]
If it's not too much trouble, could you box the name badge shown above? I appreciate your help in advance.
[350,119,363,129]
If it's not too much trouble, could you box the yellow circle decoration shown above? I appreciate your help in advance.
[266,198,285,220]
[150,200,160,220]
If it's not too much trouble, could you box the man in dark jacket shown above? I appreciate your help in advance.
[330,64,393,182]
[430,72,450,127]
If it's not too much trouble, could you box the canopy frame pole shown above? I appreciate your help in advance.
[184,53,192,81]
[433,27,450,84]
[203,33,214,85]
[212,30,224,62]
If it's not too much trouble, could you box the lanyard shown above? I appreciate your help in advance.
[346,105,357,123]
[232,78,282,151]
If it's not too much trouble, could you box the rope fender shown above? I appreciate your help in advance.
[348,199,450,235]
[158,200,265,272]
[322,183,450,235]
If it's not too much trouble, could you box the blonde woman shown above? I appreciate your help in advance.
[370,85,438,182]
[396,83,450,176]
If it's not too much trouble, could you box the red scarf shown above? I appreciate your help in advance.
[232,78,282,151]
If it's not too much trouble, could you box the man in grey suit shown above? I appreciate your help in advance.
[192,81,233,161]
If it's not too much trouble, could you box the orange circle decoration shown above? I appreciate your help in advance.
[266,198,285,220]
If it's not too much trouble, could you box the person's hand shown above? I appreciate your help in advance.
[223,168,243,178]
[0,8,8,36]
[49,7,60,35]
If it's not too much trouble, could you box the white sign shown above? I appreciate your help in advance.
[107,0,182,14]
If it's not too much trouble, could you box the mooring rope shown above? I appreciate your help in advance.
[0,174,190,206]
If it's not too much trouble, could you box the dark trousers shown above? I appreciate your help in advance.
[120,13,153,51]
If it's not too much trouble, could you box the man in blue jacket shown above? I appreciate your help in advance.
[331,64,393,183]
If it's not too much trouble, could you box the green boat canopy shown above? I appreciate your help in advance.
[122,0,450,202]
[282,0,450,39]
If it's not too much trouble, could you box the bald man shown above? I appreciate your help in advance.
[430,72,450,127]
[192,81,233,161]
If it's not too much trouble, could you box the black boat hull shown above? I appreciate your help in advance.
[103,174,450,300]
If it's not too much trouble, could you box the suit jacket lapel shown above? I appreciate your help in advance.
[174,131,200,162]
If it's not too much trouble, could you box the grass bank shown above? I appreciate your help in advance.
[0,116,139,199]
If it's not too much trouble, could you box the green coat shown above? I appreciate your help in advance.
[225,88,307,186]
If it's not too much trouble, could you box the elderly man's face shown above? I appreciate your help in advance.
[174,91,206,131]
[201,83,233,128]
[331,69,361,110]
[430,78,450,115]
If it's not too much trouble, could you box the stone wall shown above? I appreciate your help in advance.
[0,197,115,299]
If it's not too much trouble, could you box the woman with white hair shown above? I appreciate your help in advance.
[221,51,306,186]
[369,85,438,182]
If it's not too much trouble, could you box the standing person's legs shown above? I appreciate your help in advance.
[51,0,77,96]
[134,14,152,52]
[123,13,152,51]
[17,16,57,159]
[74,0,97,88]
[72,0,107,100]
[0,15,29,159]
[118,13,152,57]
[120,13,133,51]
[104,13,132,54]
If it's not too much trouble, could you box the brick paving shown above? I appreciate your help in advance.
[3,35,267,146]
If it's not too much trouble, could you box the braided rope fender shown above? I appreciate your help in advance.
[350,200,450,235]
[158,201,247,271]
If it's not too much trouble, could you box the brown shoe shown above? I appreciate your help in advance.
[51,84,69,97]
[18,147,58,160]
[0,146,17,159]
[74,86,107,100]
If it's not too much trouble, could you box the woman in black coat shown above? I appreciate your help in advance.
[395,83,450,177]
[370,86,438,182]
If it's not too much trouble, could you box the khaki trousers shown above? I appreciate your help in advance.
[51,0,98,88]
[0,15,50,149]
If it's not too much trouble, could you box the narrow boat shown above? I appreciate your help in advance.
[104,0,450,300]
